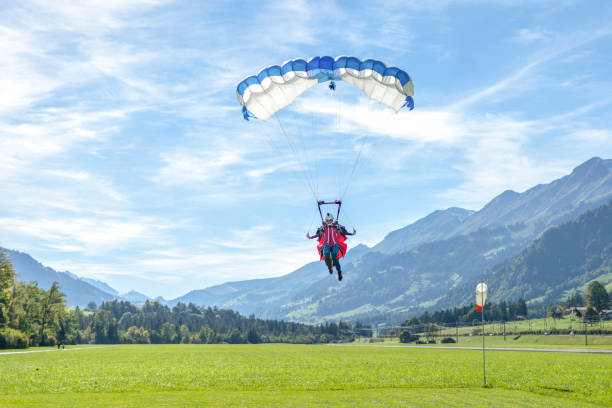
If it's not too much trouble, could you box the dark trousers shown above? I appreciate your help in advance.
[323,243,341,272]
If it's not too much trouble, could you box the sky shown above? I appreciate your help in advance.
[1,1,611,299]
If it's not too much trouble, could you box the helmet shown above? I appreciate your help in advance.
[325,213,334,223]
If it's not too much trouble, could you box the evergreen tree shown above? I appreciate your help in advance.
[567,290,585,307]
[585,281,610,312]
[584,306,600,323]
[0,250,16,329]
[516,299,528,317]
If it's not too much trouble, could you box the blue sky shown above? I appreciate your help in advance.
[1,1,611,298]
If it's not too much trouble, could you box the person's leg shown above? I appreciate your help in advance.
[332,244,342,281]
[323,243,333,273]
[331,244,341,269]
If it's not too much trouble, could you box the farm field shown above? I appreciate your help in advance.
[454,317,610,334]
[417,316,612,337]
[361,334,612,348]
[1,344,610,407]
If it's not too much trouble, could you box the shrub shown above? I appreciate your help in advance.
[441,337,456,343]
[0,328,29,349]
[415,339,426,344]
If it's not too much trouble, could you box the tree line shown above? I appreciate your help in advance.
[0,250,358,348]
[403,280,611,327]
[402,298,529,326]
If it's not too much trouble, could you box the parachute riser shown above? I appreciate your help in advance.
[317,200,342,224]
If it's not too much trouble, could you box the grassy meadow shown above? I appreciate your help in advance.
[363,334,612,348]
[1,344,611,407]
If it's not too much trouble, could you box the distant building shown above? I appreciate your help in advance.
[565,307,586,318]
[600,309,612,321]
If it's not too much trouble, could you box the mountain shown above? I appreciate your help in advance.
[3,248,117,307]
[449,157,612,238]
[170,157,612,323]
[372,207,474,254]
[120,290,155,307]
[275,225,531,323]
[453,199,612,307]
[169,244,371,314]
[82,277,119,296]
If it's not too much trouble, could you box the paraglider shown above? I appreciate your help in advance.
[306,200,356,281]
[236,56,414,279]
[237,56,414,121]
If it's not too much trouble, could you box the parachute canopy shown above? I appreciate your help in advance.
[237,56,414,121]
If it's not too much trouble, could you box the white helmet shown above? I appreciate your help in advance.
[325,213,334,223]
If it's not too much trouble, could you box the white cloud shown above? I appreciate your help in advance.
[152,149,246,185]
[514,28,550,43]
[0,215,165,255]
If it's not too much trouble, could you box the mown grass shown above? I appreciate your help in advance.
[0,344,610,407]
[436,316,612,337]
[362,334,612,348]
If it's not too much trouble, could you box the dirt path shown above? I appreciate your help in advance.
[0,346,111,355]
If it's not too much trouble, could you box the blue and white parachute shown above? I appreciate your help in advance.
[236,56,414,121]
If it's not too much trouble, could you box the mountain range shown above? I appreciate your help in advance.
[171,156,612,322]
[2,249,162,308]
[3,157,612,323]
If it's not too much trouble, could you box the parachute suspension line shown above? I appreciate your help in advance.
[305,204,318,235]
[339,205,355,231]
[254,114,318,202]
[273,113,319,201]
[252,118,313,199]
[338,90,363,201]
[338,94,389,201]
[333,83,345,200]
[308,108,320,200]
[283,105,318,198]
[340,146,364,200]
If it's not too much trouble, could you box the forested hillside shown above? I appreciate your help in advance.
[477,200,612,305]
[0,250,358,348]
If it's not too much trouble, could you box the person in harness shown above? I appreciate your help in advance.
[306,212,356,281]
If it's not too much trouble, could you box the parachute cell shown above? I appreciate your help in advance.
[237,56,414,121]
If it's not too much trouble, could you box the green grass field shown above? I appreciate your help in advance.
[432,316,612,337]
[1,344,610,407]
[362,334,612,348]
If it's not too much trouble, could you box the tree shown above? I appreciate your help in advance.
[227,329,243,344]
[584,306,600,324]
[567,290,585,308]
[0,250,16,329]
[179,324,190,343]
[92,310,118,343]
[87,301,97,311]
[516,299,528,317]
[39,282,65,344]
[550,305,564,319]
[585,281,610,312]
[246,328,261,344]
[424,324,437,343]
[399,330,418,343]
[160,322,177,343]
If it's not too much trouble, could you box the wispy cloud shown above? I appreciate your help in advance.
[513,28,550,43]
[2,1,612,299]
[452,25,612,110]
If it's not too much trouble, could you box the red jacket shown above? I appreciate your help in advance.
[315,223,348,260]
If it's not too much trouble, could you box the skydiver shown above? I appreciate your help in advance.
[306,213,356,281]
